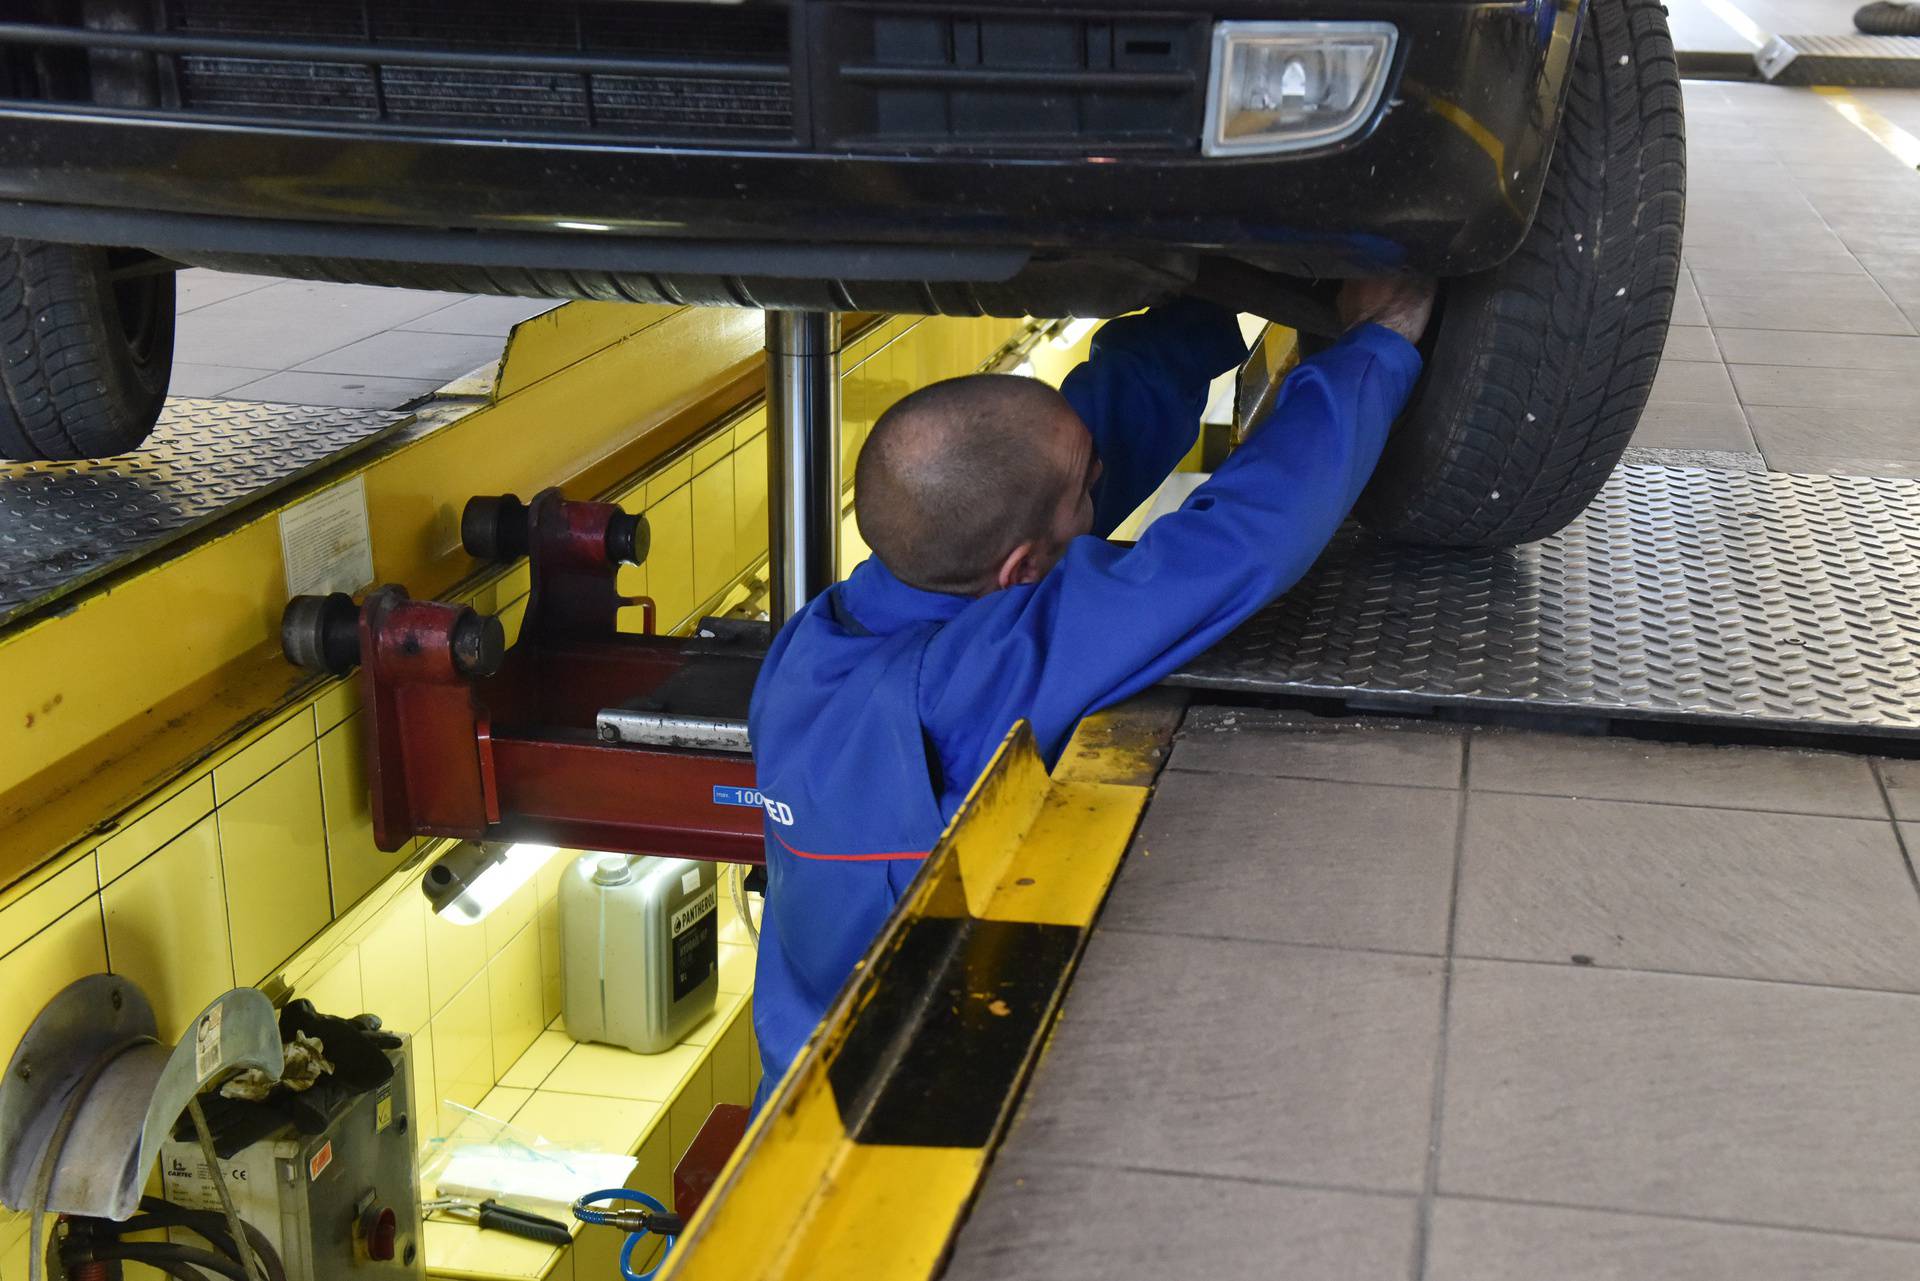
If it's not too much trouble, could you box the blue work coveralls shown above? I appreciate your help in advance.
[746,301,1423,1103]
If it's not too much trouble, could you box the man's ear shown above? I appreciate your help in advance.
[994,541,1043,591]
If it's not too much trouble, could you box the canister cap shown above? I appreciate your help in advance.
[593,856,634,886]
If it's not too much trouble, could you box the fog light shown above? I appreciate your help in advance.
[1203,21,1398,157]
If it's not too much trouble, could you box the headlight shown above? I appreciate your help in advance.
[1202,21,1399,157]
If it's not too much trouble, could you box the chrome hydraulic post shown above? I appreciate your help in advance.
[765,311,842,626]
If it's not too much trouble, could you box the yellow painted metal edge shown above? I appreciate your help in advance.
[660,693,1184,1281]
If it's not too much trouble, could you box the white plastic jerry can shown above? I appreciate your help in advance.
[560,854,719,1054]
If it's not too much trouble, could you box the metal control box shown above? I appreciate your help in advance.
[161,1041,423,1279]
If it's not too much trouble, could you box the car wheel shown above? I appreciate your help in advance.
[0,239,176,461]
[1355,0,1685,547]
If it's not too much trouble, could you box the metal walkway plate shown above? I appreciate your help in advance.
[1167,463,1920,739]
[1758,33,1920,87]
[0,398,405,628]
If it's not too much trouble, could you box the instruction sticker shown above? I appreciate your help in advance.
[194,1004,223,1082]
[308,1140,333,1184]
[280,476,375,600]
[711,786,765,809]
[375,1087,394,1134]
[681,868,702,896]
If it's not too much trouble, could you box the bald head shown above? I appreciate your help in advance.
[855,374,1092,595]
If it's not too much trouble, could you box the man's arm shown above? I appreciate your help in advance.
[925,314,1424,781]
[1059,298,1249,536]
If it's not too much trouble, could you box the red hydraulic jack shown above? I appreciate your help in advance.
[281,487,767,862]
[276,312,843,868]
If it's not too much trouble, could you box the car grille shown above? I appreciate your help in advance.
[0,2,1205,154]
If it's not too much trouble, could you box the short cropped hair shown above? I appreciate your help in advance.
[854,374,1073,593]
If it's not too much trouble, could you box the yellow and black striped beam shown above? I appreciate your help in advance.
[661,692,1185,1280]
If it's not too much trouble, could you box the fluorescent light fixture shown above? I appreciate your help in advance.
[554,220,613,232]
[1202,21,1398,157]
[424,842,556,924]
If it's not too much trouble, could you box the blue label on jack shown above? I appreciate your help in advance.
[712,785,765,809]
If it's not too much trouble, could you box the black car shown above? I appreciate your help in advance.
[0,0,1682,546]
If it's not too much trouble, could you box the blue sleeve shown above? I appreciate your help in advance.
[1059,299,1250,536]
[925,323,1422,779]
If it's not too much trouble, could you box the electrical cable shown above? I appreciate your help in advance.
[128,1197,288,1281]
[80,1242,250,1281]
[187,1096,270,1281]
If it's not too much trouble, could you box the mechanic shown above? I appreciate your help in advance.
[746,278,1435,1104]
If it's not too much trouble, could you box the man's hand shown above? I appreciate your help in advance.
[1337,277,1437,346]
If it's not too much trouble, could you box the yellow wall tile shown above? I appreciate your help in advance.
[499,594,529,648]
[692,422,735,475]
[97,773,213,884]
[431,973,494,1136]
[409,1024,438,1142]
[537,894,563,1026]
[320,715,397,915]
[535,846,576,904]
[103,816,234,1043]
[735,405,766,445]
[644,453,692,506]
[483,874,537,956]
[0,899,107,1065]
[301,946,365,1019]
[477,1084,533,1121]
[0,848,97,959]
[211,706,316,803]
[488,924,544,1078]
[690,457,736,608]
[313,676,361,733]
[423,1217,559,1281]
[500,1029,572,1090]
[666,1060,713,1164]
[1,1211,29,1281]
[513,1091,661,1155]
[217,744,331,985]
[358,891,431,1034]
[732,429,768,579]
[710,1009,752,1110]
[545,1040,703,1103]
[644,483,694,631]
[424,884,489,1013]
[716,941,753,995]
[747,1015,761,1096]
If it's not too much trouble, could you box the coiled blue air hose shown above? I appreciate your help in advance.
[572,1188,678,1281]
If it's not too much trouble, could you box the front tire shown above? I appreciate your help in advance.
[0,239,175,461]
[1356,0,1686,547]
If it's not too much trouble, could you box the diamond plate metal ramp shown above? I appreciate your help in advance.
[0,398,405,628]
[1167,464,1920,739]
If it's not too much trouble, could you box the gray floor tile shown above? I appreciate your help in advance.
[1172,708,1462,788]
[1469,731,1885,817]
[1670,288,1708,328]
[399,294,560,336]
[1759,452,1920,479]
[1661,325,1720,362]
[294,328,506,379]
[1714,328,1920,371]
[1009,931,1442,1192]
[1427,1198,1920,1281]
[1680,246,1867,275]
[1730,363,1920,411]
[1747,405,1920,468]
[224,370,443,410]
[1702,293,1915,336]
[1630,401,1756,452]
[165,363,275,398]
[175,269,281,313]
[944,1162,1416,1281]
[1454,793,1920,990]
[1647,359,1740,408]
[1439,961,1920,1238]
[1108,772,1459,954]
[174,281,476,367]
[1689,267,1900,303]
[1874,760,1920,820]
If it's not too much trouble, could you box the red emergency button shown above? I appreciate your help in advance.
[363,1205,398,1261]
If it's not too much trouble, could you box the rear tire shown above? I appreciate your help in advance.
[0,239,175,461]
[1355,0,1686,547]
